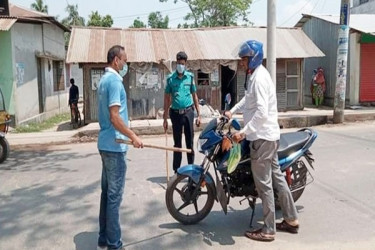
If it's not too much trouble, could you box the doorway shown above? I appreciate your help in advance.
[37,58,45,113]
[221,66,236,110]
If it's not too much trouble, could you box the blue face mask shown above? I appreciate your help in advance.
[119,63,128,77]
[176,64,185,74]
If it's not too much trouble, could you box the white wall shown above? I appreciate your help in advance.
[11,22,68,124]
[12,23,43,122]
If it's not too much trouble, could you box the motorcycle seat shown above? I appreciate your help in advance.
[278,131,310,159]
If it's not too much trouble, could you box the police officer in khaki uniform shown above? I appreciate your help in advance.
[163,51,201,172]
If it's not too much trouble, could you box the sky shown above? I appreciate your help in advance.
[9,0,345,28]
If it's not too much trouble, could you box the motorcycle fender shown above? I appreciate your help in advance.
[177,164,215,186]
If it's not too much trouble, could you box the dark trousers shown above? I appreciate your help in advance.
[169,108,195,171]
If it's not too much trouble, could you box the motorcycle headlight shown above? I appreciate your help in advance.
[197,138,207,153]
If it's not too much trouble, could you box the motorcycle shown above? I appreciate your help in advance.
[0,87,10,163]
[165,116,317,226]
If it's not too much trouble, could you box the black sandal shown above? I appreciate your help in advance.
[276,220,299,234]
[244,228,275,242]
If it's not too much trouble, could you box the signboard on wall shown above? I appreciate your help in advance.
[135,65,161,89]
[16,63,25,87]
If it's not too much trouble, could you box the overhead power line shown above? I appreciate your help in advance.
[279,0,314,26]
[311,0,321,13]
[113,6,189,20]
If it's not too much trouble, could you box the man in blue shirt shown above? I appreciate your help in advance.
[163,51,201,173]
[97,45,143,250]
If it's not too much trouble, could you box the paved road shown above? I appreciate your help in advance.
[1,121,375,250]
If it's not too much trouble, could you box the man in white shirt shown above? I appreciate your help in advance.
[224,40,299,242]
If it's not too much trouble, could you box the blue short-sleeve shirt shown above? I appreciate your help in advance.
[97,67,128,152]
[165,70,197,109]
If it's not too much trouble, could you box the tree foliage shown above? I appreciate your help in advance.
[148,12,169,28]
[160,0,252,27]
[61,4,85,48]
[87,11,113,27]
[61,4,85,27]
[130,12,169,29]
[130,18,147,28]
[30,0,48,14]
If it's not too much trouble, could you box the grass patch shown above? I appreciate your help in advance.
[13,113,71,133]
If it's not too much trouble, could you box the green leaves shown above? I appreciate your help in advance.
[148,12,169,28]
[61,4,85,27]
[30,0,48,14]
[130,18,147,28]
[160,0,253,28]
[130,12,169,29]
[87,11,113,27]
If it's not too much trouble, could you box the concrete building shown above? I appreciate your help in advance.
[352,0,375,14]
[67,26,324,122]
[0,2,69,125]
[296,14,375,106]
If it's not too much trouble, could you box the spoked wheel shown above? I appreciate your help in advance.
[0,137,10,163]
[275,160,308,208]
[76,109,82,127]
[71,107,81,129]
[70,109,76,129]
[166,174,215,225]
[289,160,308,202]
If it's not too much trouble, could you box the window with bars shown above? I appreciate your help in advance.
[197,70,210,86]
[53,61,65,91]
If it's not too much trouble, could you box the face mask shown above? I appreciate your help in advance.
[119,63,128,77]
[176,64,185,74]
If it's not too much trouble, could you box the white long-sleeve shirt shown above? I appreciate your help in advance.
[230,65,280,141]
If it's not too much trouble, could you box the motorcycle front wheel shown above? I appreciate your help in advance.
[165,174,215,225]
[0,137,10,163]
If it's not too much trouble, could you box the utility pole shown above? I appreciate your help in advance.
[333,0,350,123]
[267,0,276,84]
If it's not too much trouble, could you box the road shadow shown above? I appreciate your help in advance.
[0,180,100,249]
[0,146,96,172]
[56,121,73,131]
[154,202,305,249]
[146,176,169,190]
[56,121,87,131]
[157,205,263,248]
[74,231,98,250]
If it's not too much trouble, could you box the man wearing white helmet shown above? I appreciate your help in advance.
[224,40,299,242]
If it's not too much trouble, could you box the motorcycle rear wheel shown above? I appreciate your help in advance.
[0,137,10,163]
[275,160,307,208]
[166,174,215,225]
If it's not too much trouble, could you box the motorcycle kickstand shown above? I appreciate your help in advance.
[239,197,257,228]
[248,198,256,228]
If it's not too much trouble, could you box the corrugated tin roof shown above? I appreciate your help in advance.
[0,17,17,31]
[0,4,70,32]
[67,26,324,64]
[9,3,49,18]
[295,14,375,35]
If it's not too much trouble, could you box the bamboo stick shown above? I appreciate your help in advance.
[115,139,192,153]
